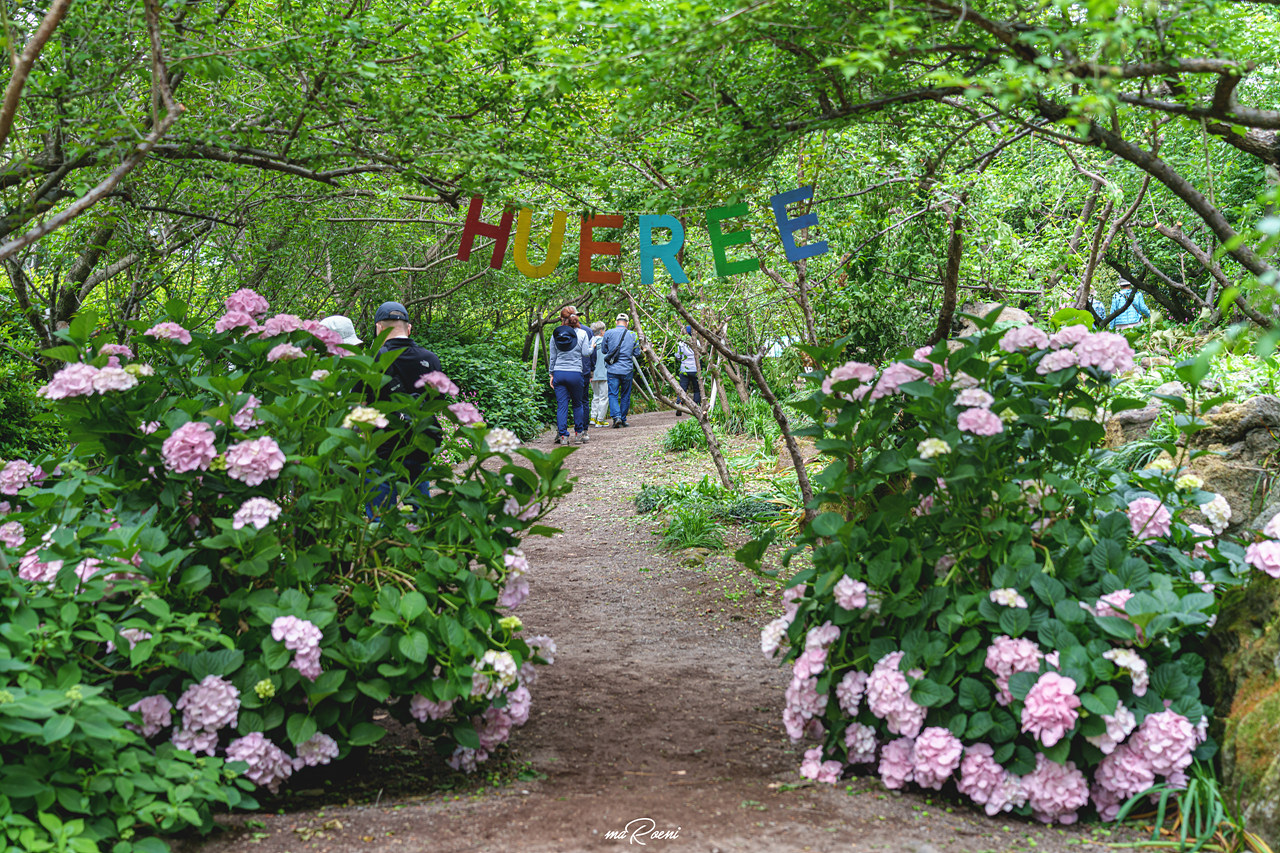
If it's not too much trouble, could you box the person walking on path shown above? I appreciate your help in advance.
[367,301,442,509]
[588,320,609,426]
[1108,281,1150,330]
[548,305,591,445]
[601,312,638,428]
[675,325,701,416]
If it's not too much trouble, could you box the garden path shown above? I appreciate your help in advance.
[190,411,1129,853]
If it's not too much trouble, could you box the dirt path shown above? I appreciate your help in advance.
[191,411,1132,853]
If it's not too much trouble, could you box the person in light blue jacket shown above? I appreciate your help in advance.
[588,321,609,426]
[600,313,638,428]
[548,306,591,444]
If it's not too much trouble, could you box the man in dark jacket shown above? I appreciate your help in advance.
[368,301,442,505]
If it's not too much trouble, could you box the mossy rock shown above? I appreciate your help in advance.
[1206,575,1280,845]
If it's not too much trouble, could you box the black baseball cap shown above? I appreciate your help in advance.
[374,301,410,323]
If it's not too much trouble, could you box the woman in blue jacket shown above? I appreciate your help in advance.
[548,306,592,445]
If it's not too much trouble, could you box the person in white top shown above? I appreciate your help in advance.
[547,305,592,445]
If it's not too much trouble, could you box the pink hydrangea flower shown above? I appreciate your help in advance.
[990,588,1028,608]
[822,360,877,397]
[834,672,867,719]
[232,395,264,430]
[1000,325,1050,352]
[409,694,454,722]
[0,460,44,495]
[761,617,789,659]
[476,707,514,751]
[1246,540,1280,578]
[1036,349,1079,375]
[1025,754,1090,824]
[447,745,489,773]
[866,651,926,738]
[799,746,843,785]
[844,722,877,764]
[869,361,924,402]
[1131,710,1196,777]
[505,685,532,726]
[958,407,1004,436]
[958,743,1012,816]
[878,737,916,789]
[293,733,340,769]
[912,727,963,790]
[1127,497,1172,540]
[793,647,827,680]
[17,546,61,583]
[911,347,946,383]
[1187,523,1214,559]
[1263,514,1280,539]
[225,437,286,486]
[985,635,1043,706]
[92,366,138,393]
[0,521,24,549]
[956,388,995,408]
[1092,743,1157,820]
[1049,324,1089,349]
[232,497,282,530]
[1103,648,1149,696]
[449,402,484,426]
[271,615,323,681]
[214,311,260,334]
[783,667,827,741]
[1075,331,1136,374]
[805,621,840,653]
[1021,672,1081,747]
[416,371,460,396]
[499,575,530,609]
[267,343,306,362]
[226,732,294,793]
[37,363,99,399]
[145,322,192,344]
[224,288,270,317]
[161,421,218,473]
[127,695,173,738]
[302,321,346,355]
[260,314,303,337]
[176,675,240,733]
[98,343,133,359]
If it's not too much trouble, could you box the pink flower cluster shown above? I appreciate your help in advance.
[799,746,843,784]
[1025,753,1090,824]
[958,406,1003,436]
[0,521,23,549]
[1245,515,1280,577]
[1021,672,1080,747]
[1126,497,1172,541]
[226,732,293,793]
[271,616,323,680]
[1075,331,1135,374]
[499,576,529,609]
[232,395,264,430]
[844,722,877,764]
[1000,325,1050,352]
[38,362,139,400]
[822,360,876,400]
[912,727,963,790]
[162,421,218,473]
[416,371,459,395]
[267,343,306,362]
[835,670,867,715]
[449,402,484,426]
[833,576,868,610]
[145,322,192,345]
[215,311,259,334]
[879,737,915,789]
[1085,702,1137,755]
[1092,710,1197,819]
[294,733,340,769]
[127,695,173,737]
[958,743,1024,816]
[1036,349,1079,375]
[866,651,926,738]
[984,635,1042,705]
[173,675,240,755]
[911,346,945,383]
[225,288,270,317]
[410,694,454,722]
[232,497,282,530]
[225,437,286,486]
[0,460,44,495]
[869,361,924,402]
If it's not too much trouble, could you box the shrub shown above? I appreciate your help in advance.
[662,417,710,452]
[0,294,570,851]
[747,320,1266,824]
[0,360,64,460]
[432,341,550,440]
[662,506,726,550]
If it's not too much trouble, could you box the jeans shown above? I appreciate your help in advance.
[678,371,702,406]
[552,370,587,435]
[608,372,633,423]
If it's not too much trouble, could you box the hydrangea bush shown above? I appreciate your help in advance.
[0,293,569,851]
[748,314,1271,824]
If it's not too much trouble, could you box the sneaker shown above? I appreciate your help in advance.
[612,419,621,429]
[554,434,566,444]
[620,421,629,427]
[578,433,589,444]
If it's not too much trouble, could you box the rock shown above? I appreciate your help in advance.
[1152,381,1186,398]
[1206,576,1280,849]
[956,302,1034,338]
[1104,405,1160,449]
[1141,356,1174,369]
[680,548,711,567]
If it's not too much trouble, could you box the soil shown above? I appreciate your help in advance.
[183,411,1139,853]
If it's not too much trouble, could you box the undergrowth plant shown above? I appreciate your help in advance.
[742,315,1277,825]
[0,291,570,852]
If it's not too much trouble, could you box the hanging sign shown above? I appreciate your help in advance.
[456,186,829,285]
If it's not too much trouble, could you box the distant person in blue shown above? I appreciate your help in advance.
[548,305,591,445]
[601,312,639,428]
[676,325,701,416]
[1108,281,1150,330]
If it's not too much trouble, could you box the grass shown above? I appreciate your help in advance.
[662,505,726,549]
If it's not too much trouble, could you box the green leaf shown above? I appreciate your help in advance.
[400,591,428,622]
[398,631,430,663]
[348,722,387,746]
[809,512,843,538]
[286,713,317,747]
[453,721,481,750]
[957,678,990,711]
[908,678,954,708]
[966,711,994,740]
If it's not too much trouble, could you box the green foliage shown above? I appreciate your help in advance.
[0,361,63,460]
[757,322,1260,820]
[662,417,711,452]
[636,477,778,525]
[662,506,727,550]
[0,295,569,851]
[432,341,550,440]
